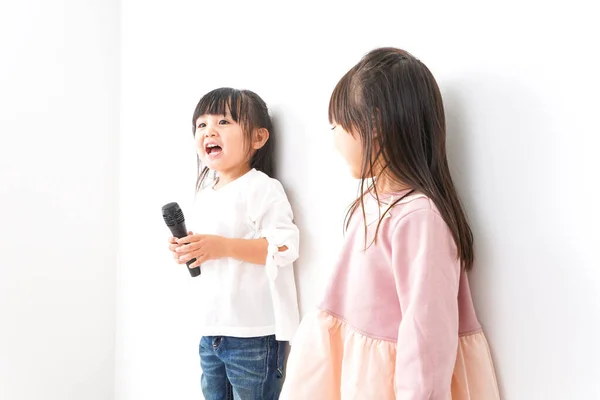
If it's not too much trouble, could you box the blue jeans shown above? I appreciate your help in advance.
[199,335,287,400]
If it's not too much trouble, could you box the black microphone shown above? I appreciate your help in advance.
[162,202,201,277]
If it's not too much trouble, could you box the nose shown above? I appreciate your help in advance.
[204,127,216,138]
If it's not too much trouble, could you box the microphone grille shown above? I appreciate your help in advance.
[162,202,185,226]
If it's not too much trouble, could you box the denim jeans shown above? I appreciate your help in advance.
[199,335,287,400]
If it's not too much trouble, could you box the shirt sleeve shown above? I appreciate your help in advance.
[250,178,299,281]
[390,208,460,399]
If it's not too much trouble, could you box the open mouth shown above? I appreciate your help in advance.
[205,143,223,156]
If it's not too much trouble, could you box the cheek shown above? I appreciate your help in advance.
[350,139,362,164]
[195,135,204,155]
[334,131,347,158]
[336,133,361,165]
[226,137,244,157]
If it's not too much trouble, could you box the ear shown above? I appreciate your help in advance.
[252,128,270,150]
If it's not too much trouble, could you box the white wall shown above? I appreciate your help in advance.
[118,0,594,399]
[0,1,119,399]
[5,1,597,400]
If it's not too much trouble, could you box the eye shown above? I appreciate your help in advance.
[197,122,206,129]
[219,120,229,125]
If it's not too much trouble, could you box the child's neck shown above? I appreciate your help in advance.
[374,173,410,195]
[214,164,252,190]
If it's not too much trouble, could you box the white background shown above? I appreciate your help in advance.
[2,0,599,399]
[0,0,119,399]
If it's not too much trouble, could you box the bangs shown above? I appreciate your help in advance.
[192,87,249,130]
[328,68,360,133]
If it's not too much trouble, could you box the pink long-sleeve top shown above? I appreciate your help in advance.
[281,192,500,399]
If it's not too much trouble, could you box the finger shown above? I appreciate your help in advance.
[177,234,202,244]
[176,241,202,253]
[188,256,205,269]
[181,248,204,263]
[196,253,210,266]
[169,243,180,252]
[168,237,178,244]
[179,253,195,263]
[177,235,191,244]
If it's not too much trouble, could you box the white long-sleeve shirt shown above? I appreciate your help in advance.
[189,168,300,341]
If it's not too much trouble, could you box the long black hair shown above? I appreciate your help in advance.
[329,47,474,270]
[192,87,275,191]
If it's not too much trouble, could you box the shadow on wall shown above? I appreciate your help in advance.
[270,106,313,317]
[442,81,506,397]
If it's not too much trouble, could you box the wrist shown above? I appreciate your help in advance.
[222,236,234,259]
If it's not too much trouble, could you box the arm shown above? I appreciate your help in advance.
[224,238,287,265]
[177,179,298,276]
[176,236,288,267]
[391,209,460,399]
[250,179,299,280]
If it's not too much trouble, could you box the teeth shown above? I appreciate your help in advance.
[207,144,219,148]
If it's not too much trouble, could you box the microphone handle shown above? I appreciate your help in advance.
[170,223,201,277]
